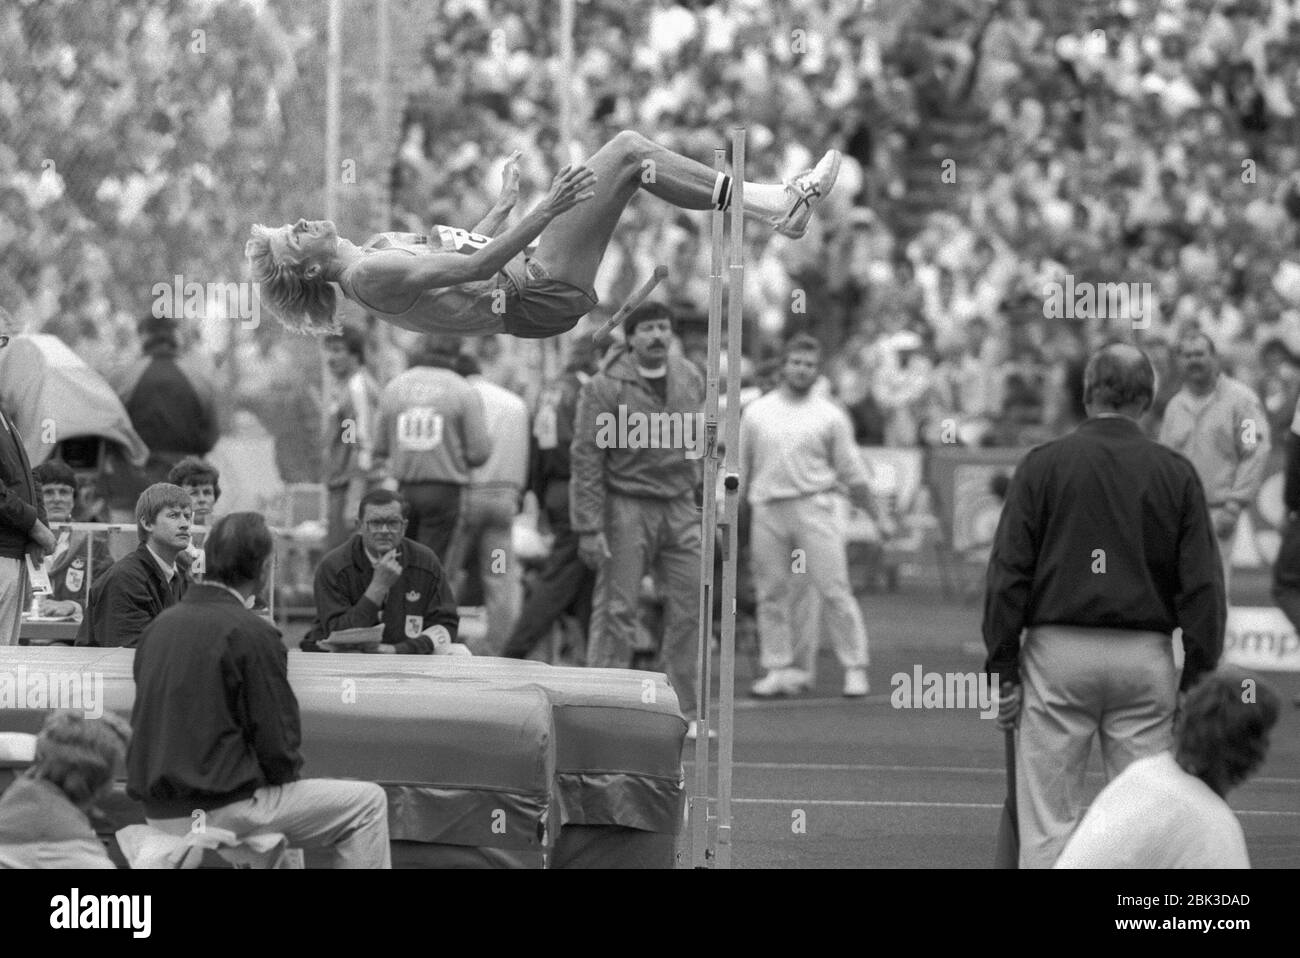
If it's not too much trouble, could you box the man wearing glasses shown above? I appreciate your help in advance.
[301,489,460,654]
[0,311,58,644]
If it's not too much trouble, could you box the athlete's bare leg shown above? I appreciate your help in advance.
[533,130,838,294]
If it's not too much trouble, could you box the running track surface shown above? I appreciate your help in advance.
[676,576,1300,869]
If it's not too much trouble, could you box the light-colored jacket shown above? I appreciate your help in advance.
[570,350,705,535]
[1159,374,1271,510]
[467,376,529,493]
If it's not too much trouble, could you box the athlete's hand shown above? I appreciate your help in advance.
[498,150,522,208]
[541,164,598,218]
[578,532,612,569]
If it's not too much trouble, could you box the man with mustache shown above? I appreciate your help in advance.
[571,303,709,739]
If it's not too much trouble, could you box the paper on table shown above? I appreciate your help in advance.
[323,625,384,648]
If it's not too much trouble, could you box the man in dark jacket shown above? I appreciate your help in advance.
[301,489,459,654]
[0,314,57,644]
[128,512,390,868]
[75,484,193,648]
[500,335,608,660]
[109,315,220,493]
[984,343,1225,868]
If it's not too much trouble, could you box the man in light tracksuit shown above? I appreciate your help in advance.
[571,303,707,738]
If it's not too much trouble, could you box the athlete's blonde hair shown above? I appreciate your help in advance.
[245,224,340,334]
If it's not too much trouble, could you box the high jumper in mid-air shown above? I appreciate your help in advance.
[246,130,840,338]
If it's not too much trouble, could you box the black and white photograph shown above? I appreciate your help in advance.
[0,0,1296,935]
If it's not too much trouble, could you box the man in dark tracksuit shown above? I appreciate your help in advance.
[984,344,1225,868]
[571,303,706,733]
[301,488,458,654]
[500,341,604,660]
[129,512,390,868]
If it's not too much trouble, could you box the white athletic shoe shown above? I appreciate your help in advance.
[685,720,718,741]
[771,149,842,239]
[843,668,870,698]
[750,668,811,698]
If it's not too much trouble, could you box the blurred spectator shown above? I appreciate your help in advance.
[443,354,528,654]
[323,328,380,550]
[0,710,132,870]
[74,483,193,648]
[871,330,937,446]
[168,457,222,580]
[0,314,54,644]
[373,335,491,560]
[301,489,460,655]
[31,459,112,619]
[1159,331,1271,591]
[108,316,220,495]
[1255,337,1300,438]
[500,338,605,662]
[166,457,221,528]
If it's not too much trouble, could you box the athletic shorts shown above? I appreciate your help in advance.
[497,256,599,339]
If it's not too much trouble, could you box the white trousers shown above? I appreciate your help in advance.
[148,779,392,869]
[750,494,868,674]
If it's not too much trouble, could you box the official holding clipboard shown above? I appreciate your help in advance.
[300,488,460,654]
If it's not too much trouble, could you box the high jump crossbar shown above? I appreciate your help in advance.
[689,128,744,869]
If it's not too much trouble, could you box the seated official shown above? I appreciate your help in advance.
[30,460,113,618]
[1055,667,1281,869]
[75,483,192,648]
[168,456,220,578]
[0,710,132,869]
[301,489,459,654]
[128,513,391,868]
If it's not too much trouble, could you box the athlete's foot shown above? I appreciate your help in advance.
[770,149,842,239]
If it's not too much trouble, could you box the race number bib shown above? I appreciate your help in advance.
[434,225,492,253]
[395,407,445,451]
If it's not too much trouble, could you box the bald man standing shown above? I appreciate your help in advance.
[984,344,1226,868]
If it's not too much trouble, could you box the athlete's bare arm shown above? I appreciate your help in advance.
[353,164,596,305]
